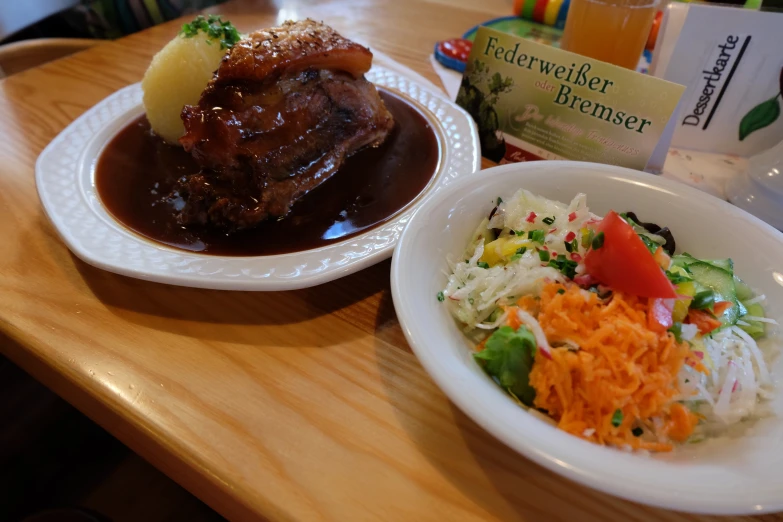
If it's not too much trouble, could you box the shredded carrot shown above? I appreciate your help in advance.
[528,282,701,451]
[516,295,540,316]
[666,403,699,442]
[504,305,523,330]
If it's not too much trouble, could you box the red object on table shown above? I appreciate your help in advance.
[533,0,550,23]
[438,38,472,62]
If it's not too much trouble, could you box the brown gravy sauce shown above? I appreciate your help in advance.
[95,89,439,256]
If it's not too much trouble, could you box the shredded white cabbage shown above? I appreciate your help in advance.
[444,246,563,328]
[677,318,776,427]
[443,190,596,329]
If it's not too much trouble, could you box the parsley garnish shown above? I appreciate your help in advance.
[611,409,623,427]
[437,291,445,302]
[477,261,490,269]
[496,197,503,205]
[557,288,565,295]
[181,15,241,50]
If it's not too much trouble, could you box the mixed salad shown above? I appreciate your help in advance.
[441,189,777,452]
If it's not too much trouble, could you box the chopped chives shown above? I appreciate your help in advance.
[538,250,550,262]
[436,291,445,302]
[557,289,565,295]
[592,231,605,250]
[528,230,545,243]
[668,322,683,342]
[542,216,555,225]
[611,409,623,427]
[477,261,490,269]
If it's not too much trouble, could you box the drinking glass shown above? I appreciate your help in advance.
[560,0,659,70]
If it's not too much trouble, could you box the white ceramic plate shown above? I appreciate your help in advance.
[391,161,783,515]
[35,66,480,290]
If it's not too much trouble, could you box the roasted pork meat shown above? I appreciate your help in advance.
[176,19,394,229]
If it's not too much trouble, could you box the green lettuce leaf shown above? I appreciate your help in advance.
[474,325,537,405]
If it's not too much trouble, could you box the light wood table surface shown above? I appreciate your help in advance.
[0,0,778,520]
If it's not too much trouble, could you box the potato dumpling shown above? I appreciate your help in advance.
[142,16,239,144]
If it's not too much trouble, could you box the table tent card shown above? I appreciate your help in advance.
[456,27,686,171]
[652,3,783,157]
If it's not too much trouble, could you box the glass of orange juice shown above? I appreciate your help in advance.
[560,0,659,70]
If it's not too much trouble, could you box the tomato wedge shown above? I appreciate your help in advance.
[584,211,676,298]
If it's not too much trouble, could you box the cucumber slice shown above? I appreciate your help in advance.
[707,258,734,272]
[740,302,766,339]
[671,253,695,269]
[672,254,734,274]
[734,276,755,301]
[686,261,740,326]
[668,265,693,282]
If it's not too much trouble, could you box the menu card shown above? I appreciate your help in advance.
[652,4,783,157]
[456,27,686,171]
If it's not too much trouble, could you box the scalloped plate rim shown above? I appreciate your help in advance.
[35,67,481,291]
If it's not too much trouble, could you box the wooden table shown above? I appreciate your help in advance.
[0,1,777,520]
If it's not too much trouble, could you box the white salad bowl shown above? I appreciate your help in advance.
[390,161,783,515]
